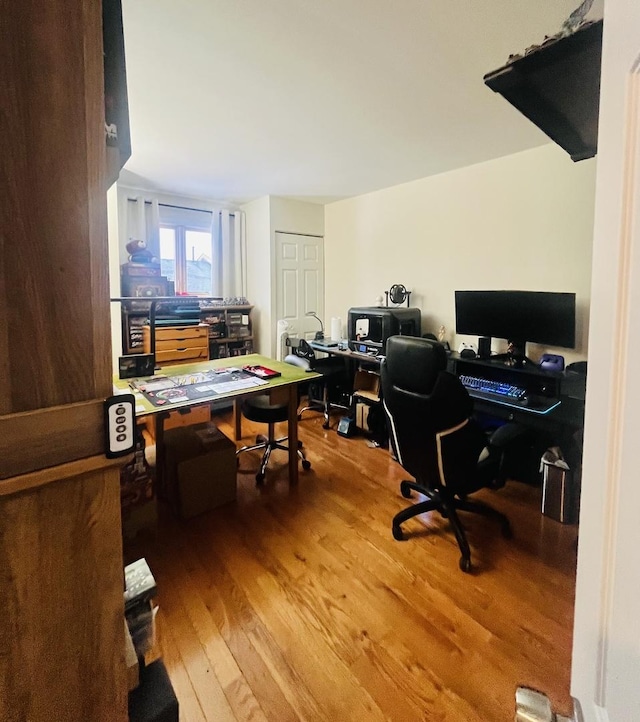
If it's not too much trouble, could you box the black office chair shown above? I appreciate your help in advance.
[286,339,350,429]
[235,392,311,484]
[381,335,517,572]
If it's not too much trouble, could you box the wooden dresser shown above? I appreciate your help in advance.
[144,324,209,364]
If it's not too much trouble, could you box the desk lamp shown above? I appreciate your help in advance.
[306,311,324,340]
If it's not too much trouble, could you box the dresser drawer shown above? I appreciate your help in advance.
[144,325,208,343]
[154,336,207,352]
[155,346,209,364]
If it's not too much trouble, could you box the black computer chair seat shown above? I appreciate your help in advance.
[382,335,519,572]
[236,395,311,484]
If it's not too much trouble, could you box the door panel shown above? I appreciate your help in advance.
[275,232,324,342]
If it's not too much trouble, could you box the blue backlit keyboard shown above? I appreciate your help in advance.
[459,375,527,400]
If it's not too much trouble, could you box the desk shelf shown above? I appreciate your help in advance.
[118,300,254,358]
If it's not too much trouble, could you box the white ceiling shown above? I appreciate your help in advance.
[119,0,603,205]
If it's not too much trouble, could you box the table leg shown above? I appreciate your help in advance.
[288,385,299,484]
[233,398,242,440]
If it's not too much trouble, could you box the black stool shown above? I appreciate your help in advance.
[236,395,311,484]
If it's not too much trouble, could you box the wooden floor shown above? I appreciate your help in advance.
[125,409,579,722]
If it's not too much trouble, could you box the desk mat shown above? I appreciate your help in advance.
[132,367,268,407]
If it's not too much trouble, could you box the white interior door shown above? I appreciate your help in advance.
[275,232,324,346]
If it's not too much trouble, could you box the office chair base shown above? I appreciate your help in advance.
[237,434,310,485]
[392,483,512,572]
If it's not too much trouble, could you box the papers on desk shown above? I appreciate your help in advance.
[131,368,268,407]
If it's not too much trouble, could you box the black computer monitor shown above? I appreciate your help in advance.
[455,290,576,363]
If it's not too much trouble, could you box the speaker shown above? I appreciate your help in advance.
[119,354,155,379]
[478,336,491,359]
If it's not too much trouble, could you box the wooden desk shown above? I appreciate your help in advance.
[114,354,319,485]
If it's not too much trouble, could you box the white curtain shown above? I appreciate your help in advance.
[124,196,160,259]
[211,209,247,299]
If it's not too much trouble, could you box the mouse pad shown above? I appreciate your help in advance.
[132,368,267,407]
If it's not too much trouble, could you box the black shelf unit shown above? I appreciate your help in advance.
[484,20,603,162]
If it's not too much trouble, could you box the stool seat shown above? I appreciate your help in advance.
[237,393,311,484]
[241,396,289,425]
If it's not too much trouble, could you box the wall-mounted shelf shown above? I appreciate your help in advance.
[483,20,603,162]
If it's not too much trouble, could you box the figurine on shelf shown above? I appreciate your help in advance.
[126,238,157,264]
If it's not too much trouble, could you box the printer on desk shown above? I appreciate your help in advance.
[347,306,421,355]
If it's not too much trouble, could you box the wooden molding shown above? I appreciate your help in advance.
[0,400,106,480]
[0,452,129,498]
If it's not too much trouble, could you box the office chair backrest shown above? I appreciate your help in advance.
[288,337,315,361]
[382,336,484,491]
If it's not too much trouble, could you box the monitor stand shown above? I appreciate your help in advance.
[492,341,536,370]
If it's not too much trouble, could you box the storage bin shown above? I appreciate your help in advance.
[541,448,578,524]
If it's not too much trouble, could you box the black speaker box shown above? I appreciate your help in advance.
[119,354,155,379]
[478,336,492,359]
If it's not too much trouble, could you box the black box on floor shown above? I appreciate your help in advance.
[128,659,178,722]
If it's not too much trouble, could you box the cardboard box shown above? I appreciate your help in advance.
[163,423,236,519]
[352,370,380,402]
[355,401,371,431]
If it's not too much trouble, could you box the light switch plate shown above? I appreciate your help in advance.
[104,394,136,458]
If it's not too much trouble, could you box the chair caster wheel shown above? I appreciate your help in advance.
[297,440,304,449]
[256,434,267,444]
[255,472,265,485]
[302,459,311,471]
[392,525,405,541]
[322,422,330,429]
[400,481,413,499]
[459,556,472,573]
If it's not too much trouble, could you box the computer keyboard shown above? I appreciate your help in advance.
[459,375,527,400]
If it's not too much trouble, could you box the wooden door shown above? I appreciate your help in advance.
[0,1,127,719]
[275,232,325,342]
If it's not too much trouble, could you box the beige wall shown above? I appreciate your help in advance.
[325,143,596,364]
[243,196,324,357]
[244,195,272,355]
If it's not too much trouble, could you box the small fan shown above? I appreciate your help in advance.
[386,284,411,307]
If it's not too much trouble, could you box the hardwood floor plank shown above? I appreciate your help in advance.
[124,410,578,721]
[158,622,206,722]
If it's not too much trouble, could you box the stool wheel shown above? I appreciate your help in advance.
[302,459,311,471]
[400,481,413,499]
[256,472,265,485]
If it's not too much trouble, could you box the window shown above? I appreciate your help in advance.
[158,206,213,295]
